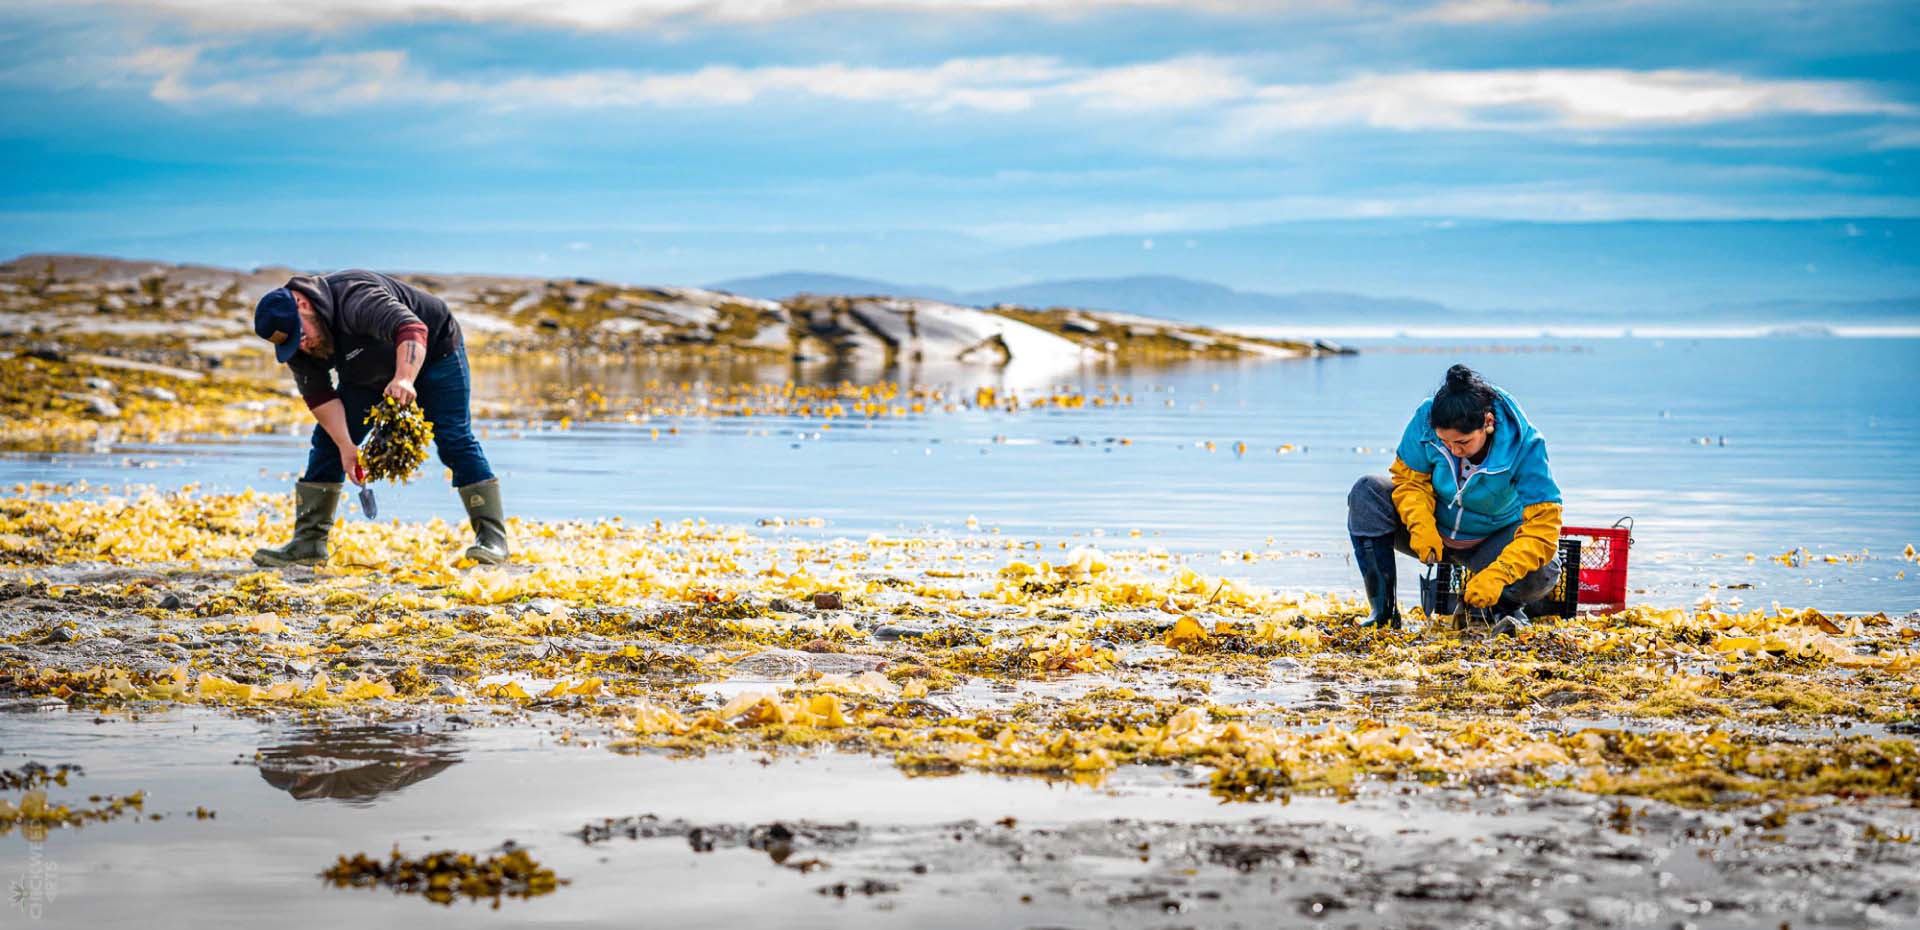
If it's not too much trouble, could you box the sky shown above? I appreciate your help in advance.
[1,0,1916,299]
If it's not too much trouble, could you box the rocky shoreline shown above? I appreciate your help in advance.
[1,253,1342,372]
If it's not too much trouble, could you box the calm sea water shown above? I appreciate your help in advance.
[4,336,1917,612]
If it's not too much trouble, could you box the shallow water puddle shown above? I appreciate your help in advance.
[6,707,1916,928]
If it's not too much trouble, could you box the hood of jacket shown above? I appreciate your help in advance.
[284,274,337,330]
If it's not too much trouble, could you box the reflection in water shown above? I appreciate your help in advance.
[256,724,462,804]
[469,351,1208,401]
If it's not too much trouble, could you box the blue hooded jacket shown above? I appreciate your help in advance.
[1394,385,1560,540]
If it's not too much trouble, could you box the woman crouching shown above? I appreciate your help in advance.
[1347,364,1563,635]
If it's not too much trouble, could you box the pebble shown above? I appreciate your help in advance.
[731,648,883,677]
[522,597,566,616]
[59,392,122,417]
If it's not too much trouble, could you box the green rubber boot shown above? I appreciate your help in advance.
[459,479,510,565]
[251,482,340,567]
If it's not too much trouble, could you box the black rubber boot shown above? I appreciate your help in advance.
[458,479,509,565]
[1350,534,1402,630]
[251,482,340,567]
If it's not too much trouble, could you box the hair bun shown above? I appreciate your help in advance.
[1430,364,1496,432]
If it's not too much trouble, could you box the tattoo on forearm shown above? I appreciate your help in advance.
[405,344,419,364]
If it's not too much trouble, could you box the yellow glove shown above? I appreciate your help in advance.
[1484,503,1563,581]
[1463,571,1505,607]
[1408,526,1444,565]
[1467,502,1565,607]
[1389,457,1443,564]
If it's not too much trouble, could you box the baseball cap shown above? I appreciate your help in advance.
[253,287,302,363]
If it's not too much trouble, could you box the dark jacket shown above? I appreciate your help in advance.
[284,270,462,405]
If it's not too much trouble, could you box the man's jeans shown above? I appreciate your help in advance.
[301,345,495,488]
[1346,473,1561,605]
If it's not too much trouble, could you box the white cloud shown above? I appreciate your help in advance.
[1225,69,1911,139]
[1059,57,1254,110]
[1871,125,1920,149]
[77,0,1335,32]
[118,46,1079,112]
[128,46,416,106]
[118,47,1913,144]
[1408,0,1549,24]
[113,48,1248,115]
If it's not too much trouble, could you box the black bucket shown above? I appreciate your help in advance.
[1420,538,1581,620]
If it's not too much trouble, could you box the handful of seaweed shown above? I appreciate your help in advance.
[359,396,434,483]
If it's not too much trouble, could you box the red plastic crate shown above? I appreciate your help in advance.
[1564,519,1633,613]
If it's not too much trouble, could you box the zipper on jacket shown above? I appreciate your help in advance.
[1426,438,1512,540]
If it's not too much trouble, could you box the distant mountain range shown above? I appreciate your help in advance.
[713,270,1920,328]
[987,218,1920,318]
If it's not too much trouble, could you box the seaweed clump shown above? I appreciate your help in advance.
[359,396,434,482]
[321,844,567,906]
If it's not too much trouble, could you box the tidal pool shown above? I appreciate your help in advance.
[5,707,1917,928]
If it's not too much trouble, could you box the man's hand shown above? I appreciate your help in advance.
[1463,572,1504,608]
[1410,526,1444,565]
[384,377,416,405]
[339,445,366,485]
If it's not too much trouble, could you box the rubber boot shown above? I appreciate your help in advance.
[459,479,509,565]
[1492,604,1532,637]
[251,482,340,567]
[1489,599,1536,634]
[1350,534,1402,630]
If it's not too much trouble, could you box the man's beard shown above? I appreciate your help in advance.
[302,328,333,358]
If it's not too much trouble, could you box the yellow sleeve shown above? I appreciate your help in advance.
[1481,502,1563,584]
[1389,457,1438,540]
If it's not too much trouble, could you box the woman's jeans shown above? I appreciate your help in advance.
[301,345,495,488]
[1346,473,1561,607]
